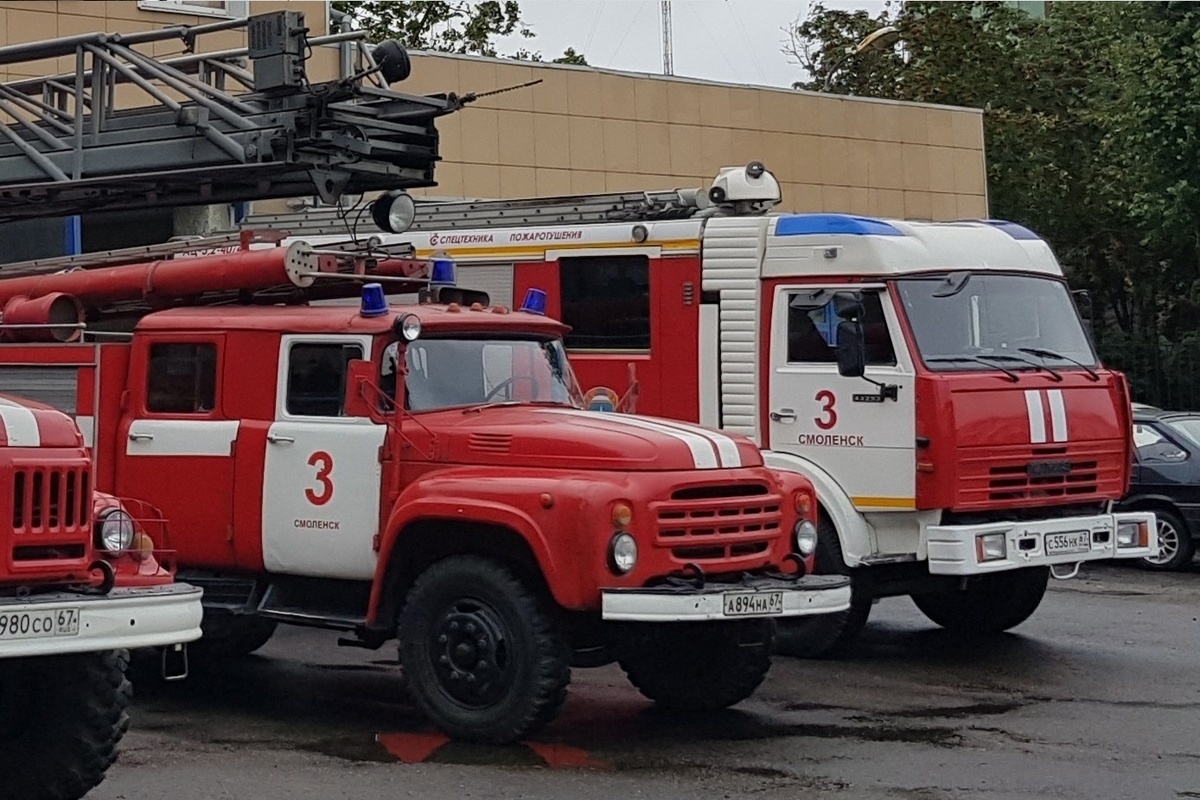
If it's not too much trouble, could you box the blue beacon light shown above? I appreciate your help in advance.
[429,250,457,287]
[519,288,547,315]
[360,282,388,317]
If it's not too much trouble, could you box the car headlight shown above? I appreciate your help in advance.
[975,532,1007,562]
[96,509,136,552]
[608,531,638,575]
[795,520,818,556]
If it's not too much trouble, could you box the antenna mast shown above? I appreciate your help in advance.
[660,0,674,76]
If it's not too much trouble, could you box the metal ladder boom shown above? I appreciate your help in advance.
[245,185,710,236]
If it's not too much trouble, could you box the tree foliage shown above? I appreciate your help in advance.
[334,1,586,64]
[783,1,1200,407]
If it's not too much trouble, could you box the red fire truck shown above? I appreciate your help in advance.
[279,163,1159,657]
[0,390,202,800]
[0,234,850,743]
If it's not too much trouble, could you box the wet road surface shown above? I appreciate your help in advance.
[95,565,1200,800]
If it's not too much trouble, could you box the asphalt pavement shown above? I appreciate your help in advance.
[94,564,1200,800]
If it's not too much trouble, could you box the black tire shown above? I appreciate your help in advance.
[772,513,872,658]
[619,621,771,711]
[0,649,132,800]
[193,613,278,657]
[397,555,570,744]
[911,566,1049,634]
[1138,508,1195,571]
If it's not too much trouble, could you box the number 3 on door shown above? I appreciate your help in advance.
[815,390,837,430]
[306,451,334,506]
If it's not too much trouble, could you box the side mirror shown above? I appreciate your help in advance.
[836,320,866,378]
[832,292,864,321]
[343,359,378,419]
[1072,289,1095,343]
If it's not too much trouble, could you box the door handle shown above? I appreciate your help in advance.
[128,432,154,442]
[267,434,296,444]
[770,408,797,423]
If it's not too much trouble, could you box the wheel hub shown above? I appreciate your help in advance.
[431,602,512,706]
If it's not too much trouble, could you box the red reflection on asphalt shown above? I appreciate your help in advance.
[376,732,449,763]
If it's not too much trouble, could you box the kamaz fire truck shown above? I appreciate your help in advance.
[0,390,202,800]
[0,233,850,743]
[267,163,1159,657]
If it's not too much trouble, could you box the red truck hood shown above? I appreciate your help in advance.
[0,394,83,448]
[426,405,764,472]
[916,373,1130,512]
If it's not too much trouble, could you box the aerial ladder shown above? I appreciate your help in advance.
[0,9,475,335]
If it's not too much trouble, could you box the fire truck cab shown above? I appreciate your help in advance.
[0,239,850,743]
[328,163,1159,657]
[0,393,202,800]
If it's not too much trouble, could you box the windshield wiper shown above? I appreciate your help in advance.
[1018,347,1100,382]
[926,356,1019,382]
[976,354,1063,382]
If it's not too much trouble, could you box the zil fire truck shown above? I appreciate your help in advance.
[0,233,851,743]
[264,163,1159,658]
[0,387,202,800]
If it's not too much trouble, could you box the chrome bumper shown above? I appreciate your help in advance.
[0,583,204,658]
[601,573,851,622]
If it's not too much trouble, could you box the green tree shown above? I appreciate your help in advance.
[334,1,586,64]
[783,1,1200,407]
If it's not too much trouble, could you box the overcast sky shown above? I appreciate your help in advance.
[492,0,887,89]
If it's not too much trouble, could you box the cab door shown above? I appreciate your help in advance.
[767,285,916,513]
[260,335,386,580]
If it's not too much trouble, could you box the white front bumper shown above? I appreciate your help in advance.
[0,583,203,658]
[926,511,1158,576]
[602,574,851,623]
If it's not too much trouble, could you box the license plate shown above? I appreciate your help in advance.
[1045,531,1091,556]
[0,608,80,641]
[722,591,784,617]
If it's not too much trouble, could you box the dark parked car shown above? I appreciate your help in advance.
[1118,406,1200,570]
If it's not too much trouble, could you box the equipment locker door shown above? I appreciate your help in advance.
[767,285,917,512]
[261,335,386,581]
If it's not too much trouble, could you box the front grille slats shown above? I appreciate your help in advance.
[9,465,92,564]
[954,442,1124,510]
[655,483,781,563]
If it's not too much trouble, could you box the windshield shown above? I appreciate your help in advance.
[895,273,1096,371]
[389,337,583,412]
[1165,417,1200,447]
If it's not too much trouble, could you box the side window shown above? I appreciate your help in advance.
[1133,424,1188,464]
[559,255,650,350]
[787,291,896,365]
[286,343,363,417]
[147,343,217,413]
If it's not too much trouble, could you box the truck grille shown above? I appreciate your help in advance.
[955,443,1124,510]
[655,483,781,564]
[10,466,91,561]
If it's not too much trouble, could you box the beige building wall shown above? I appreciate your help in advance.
[0,1,987,221]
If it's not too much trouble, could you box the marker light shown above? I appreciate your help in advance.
[429,251,456,287]
[360,282,388,317]
[520,288,547,315]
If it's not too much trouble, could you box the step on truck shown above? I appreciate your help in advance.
[0,235,850,743]
[286,163,1160,657]
[0,389,202,800]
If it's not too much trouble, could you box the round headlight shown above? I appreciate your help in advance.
[370,190,416,233]
[795,520,818,556]
[609,532,638,574]
[97,509,136,552]
[398,313,421,342]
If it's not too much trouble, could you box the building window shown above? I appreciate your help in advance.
[147,343,217,414]
[137,0,249,18]
[559,255,650,351]
[286,343,363,417]
[787,290,896,365]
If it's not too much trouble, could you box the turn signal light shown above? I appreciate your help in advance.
[794,491,813,516]
[612,502,633,527]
